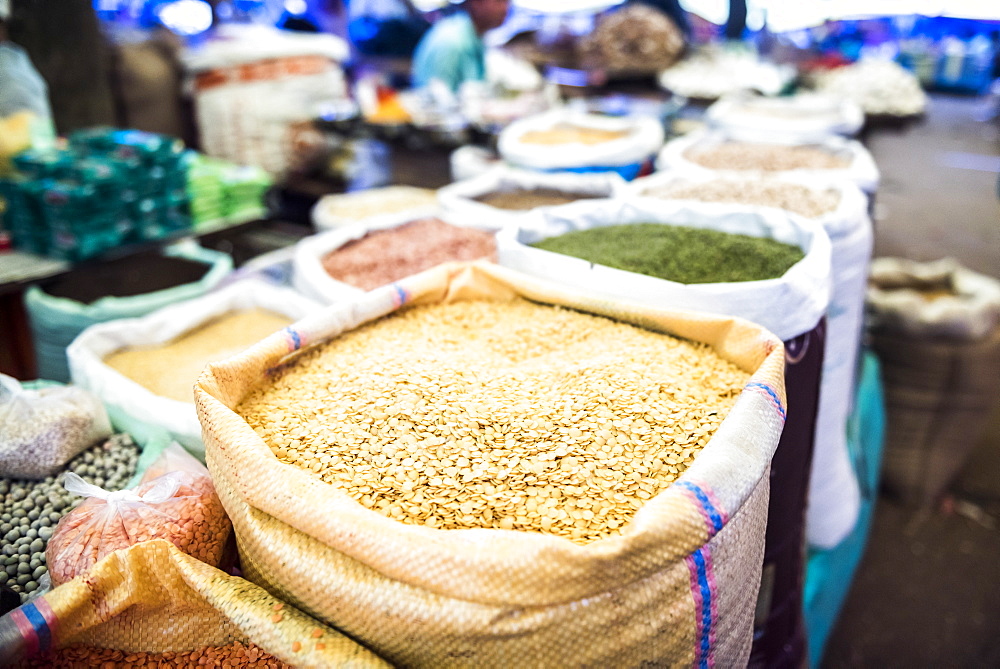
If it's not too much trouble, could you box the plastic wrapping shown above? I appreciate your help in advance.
[45,444,231,586]
[0,375,112,480]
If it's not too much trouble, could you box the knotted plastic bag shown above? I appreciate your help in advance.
[46,443,231,586]
[0,374,112,480]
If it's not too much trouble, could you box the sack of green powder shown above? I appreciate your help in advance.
[628,172,875,549]
[66,279,319,457]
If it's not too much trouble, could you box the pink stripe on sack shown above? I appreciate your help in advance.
[677,481,725,669]
[9,607,39,656]
[745,381,786,421]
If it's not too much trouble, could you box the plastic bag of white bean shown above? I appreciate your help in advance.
[0,375,112,480]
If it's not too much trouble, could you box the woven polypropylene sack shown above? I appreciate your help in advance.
[0,540,389,667]
[196,261,787,668]
[869,258,1000,505]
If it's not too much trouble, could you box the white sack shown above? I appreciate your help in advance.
[656,130,880,194]
[626,173,874,547]
[705,92,864,143]
[498,108,665,171]
[67,280,320,458]
[293,207,500,305]
[438,167,627,230]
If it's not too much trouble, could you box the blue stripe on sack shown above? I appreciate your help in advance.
[284,327,302,351]
[746,381,786,420]
[22,602,52,653]
[676,480,724,534]
[691,548,713,669]
[392,283,408,307]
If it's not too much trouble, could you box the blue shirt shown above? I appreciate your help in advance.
[412,12,485,92]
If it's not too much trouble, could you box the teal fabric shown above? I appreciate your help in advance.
[804,351,887,667]
[412,12,485,92]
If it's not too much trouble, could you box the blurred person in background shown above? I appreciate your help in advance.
[348,0,430,57]
[0,0,56,173]
[630,0,690,38]
[411,0,509,92]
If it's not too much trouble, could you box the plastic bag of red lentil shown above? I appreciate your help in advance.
[45,443,232,586]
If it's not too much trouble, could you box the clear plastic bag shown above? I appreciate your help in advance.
[0,374,112,479]
[45,443,232,586]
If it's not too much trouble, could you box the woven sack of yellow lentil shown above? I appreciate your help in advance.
[195,261,786,667]
[0,539,389,667]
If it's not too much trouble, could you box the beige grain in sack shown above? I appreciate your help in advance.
[195,261,787,668]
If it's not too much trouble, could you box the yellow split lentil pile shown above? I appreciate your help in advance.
[238,299,750,544]
[105,309,293,402]
[519,123,631,146]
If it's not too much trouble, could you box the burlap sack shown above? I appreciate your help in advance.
[869,258,1000,506]
[0,540,388,667]
[195,261,787,668]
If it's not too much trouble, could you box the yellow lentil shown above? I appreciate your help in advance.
[238,299,750,544]
[105,309,293,403]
